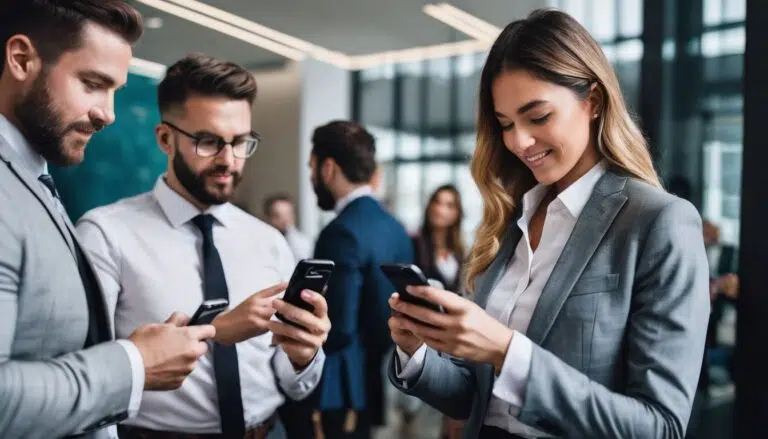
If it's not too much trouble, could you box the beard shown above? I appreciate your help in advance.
[15,69,101,167]
[313,177,336,211]
[173,144,243,206]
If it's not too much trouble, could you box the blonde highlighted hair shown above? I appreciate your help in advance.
[466,9,661,292]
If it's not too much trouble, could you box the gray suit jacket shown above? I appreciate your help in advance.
[0,139,133,438]
[389,170,710,439]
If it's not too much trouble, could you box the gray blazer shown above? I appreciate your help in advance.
[0,139,133,438]
[389,170,710,439]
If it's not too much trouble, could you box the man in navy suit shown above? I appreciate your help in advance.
[306,120,413,438]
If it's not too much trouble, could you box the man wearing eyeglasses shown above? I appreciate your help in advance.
[75,53,329,439]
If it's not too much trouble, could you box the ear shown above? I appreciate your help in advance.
[155,123,173,156]
[320,157,336,184]
[587,82,604,120]
[4,35,42,82]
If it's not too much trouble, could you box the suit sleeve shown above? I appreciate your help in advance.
[313,223,364,353]
[516,199,710,439]
[0,209,134,438]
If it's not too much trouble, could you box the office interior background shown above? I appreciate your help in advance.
[48,0,768,437]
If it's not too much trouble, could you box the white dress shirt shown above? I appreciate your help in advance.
[76,177,325,433]
[334,185,373,214]
[0,114,144,438]
[397,161,607,438]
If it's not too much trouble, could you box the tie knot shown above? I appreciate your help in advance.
[38,174,59,199]
[192,214,215,238]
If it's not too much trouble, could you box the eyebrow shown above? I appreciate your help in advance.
[80,70,125,90]
[495,99,549,118]
[193,129,255,139]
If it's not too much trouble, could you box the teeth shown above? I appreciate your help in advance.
[526,151,549,162]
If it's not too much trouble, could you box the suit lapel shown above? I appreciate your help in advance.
[0,142,77,259]
[524,171,629,345]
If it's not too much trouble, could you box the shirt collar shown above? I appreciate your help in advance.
[152,175,234,229]
[520,160,608,219]
[334,185,373,214]
[0,113,47,176]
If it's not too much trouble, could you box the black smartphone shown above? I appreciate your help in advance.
[380,263,444,313]
[276,259,335,326]
[188,298,229,325]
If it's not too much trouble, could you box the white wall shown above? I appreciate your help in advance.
[298,59,352,239]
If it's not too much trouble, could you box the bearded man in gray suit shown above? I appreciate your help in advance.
[0,2,215,438]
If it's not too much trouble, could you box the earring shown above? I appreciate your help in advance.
[593,113,599,119]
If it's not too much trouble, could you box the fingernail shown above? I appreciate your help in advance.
[405,286,413,293]
[301,290,313,300]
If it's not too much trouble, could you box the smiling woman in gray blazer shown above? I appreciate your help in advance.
[387,9,710,439]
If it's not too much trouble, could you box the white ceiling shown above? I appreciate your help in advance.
[130,0,549,69]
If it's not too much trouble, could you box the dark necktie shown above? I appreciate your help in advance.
[38,174,107,347]
[192,214,246,437]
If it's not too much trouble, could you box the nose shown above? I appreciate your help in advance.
[90,94,116,128]
[214,143,236,167]
[505,127,536,152]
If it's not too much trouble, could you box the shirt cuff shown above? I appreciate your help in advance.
[272,346,325,400]
[395,344,427,387]
[491,331,533,409]
[116,339,144,417]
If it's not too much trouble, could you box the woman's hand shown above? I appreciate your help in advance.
[388,294,424,356]
[389,286,514,372]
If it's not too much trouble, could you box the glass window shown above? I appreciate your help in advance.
[618,0,643,37]
[394,164,423,233]
[591,0,617,42]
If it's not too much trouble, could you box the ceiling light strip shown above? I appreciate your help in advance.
[136,0,305,60]
[162,0,351,67]
[423,4,495,42]
[347,39,490,70]
[436,3,501,39]
[129,57,167,78]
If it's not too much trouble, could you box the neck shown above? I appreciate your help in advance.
[334,182,368,204]
[554,147,601,193]
[431,229,449,253]
[164,171,209,212]
[0,86,20,132]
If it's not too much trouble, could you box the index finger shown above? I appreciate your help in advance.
[405,285,465,313]
[254,282,289,299]
[187,323,216,341]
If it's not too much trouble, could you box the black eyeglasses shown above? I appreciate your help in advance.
[161,121,261,159]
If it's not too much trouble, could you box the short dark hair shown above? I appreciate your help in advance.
[311,120,376,184]
[0,0,144,76]
[158,53,258,115]
[263,194,292,216]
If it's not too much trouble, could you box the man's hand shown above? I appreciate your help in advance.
[269,290,331,370]
[212,283,287,345]
[128,312,216,390]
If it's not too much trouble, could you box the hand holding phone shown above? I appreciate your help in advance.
[276,259,335,327]
[380,263,444,313]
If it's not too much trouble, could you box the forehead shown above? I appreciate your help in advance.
[492,69,568,111]
[54,22,132,87]
[179,95,252,132]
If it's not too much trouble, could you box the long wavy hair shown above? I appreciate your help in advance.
[420,184,465,262]
[466,9,661,292]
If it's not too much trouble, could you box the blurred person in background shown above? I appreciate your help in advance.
[77,54,328,439]
[307,120,414,439]
[387,9,709,439]
[264,193,313,262]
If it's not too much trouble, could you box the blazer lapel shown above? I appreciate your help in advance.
[0,142,77,259]
[524,171,629,345]
[473,219,522,309]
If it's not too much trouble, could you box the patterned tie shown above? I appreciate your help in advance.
[38,173,59,199]
[192,214,246,437]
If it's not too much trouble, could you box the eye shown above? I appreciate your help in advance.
[531,113,551,125]
[82,79,100,91]
[499,121,514,132]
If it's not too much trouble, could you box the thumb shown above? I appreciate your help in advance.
[165,312,190,326]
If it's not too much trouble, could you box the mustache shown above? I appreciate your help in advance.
[65,120,105,135]
[204,165,240,177]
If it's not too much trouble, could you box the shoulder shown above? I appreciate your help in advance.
[77,192,156,229]
[622,177,701,228]
[226,204,287,245]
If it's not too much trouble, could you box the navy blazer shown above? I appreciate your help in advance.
[314,195,413,410]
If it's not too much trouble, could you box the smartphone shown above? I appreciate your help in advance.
[380,263,444,313]
[276,259,335,326]
[188,298,229,325]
